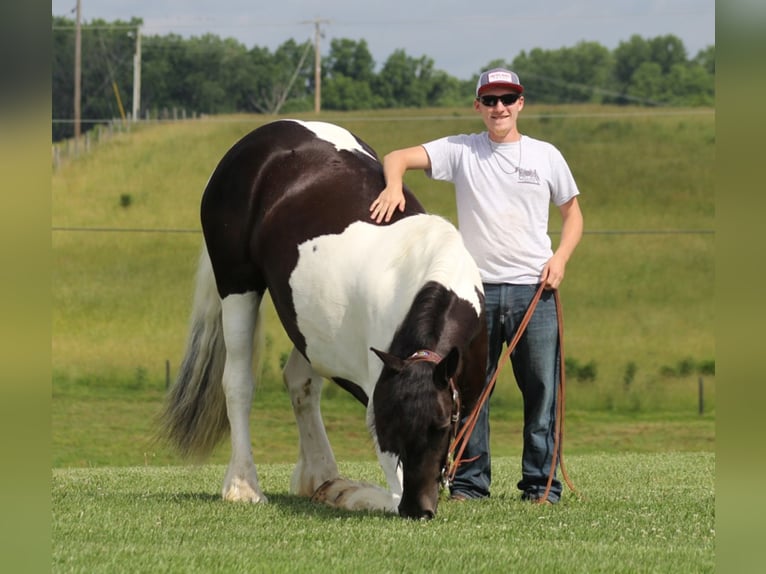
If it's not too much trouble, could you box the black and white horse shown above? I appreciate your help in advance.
[161,120,487,519]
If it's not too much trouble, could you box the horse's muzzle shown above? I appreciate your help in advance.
[398,496,437,520]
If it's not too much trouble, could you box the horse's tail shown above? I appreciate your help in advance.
[160,244,229,460]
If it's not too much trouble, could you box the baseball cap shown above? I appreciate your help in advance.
[476,68,524,96]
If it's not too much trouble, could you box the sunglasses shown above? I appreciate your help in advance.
[477,93,521,107]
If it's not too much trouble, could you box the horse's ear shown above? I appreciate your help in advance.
[433,347,460,389]
[370,347,406,372]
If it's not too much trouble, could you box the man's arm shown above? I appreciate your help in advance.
[541,196,583,289]
[369,145,431,223]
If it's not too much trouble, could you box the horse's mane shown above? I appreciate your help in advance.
[388,282,452,357]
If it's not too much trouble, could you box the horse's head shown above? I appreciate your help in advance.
[370,347,461,520]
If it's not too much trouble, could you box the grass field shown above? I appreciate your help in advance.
[52,453,715,573]
[51,106,715,571]
[52,370,714,468]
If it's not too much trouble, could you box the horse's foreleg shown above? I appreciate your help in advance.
[283,348,339,496]
[220,292,266,503]
[302,405,401,514]
[368,404,403,506]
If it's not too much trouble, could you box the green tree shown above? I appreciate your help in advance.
[323,75,380,110]
[512,42,612,103]
[242,45,284,113]
[425,70,470,107]
[52,20,716,142]
[52,17,141,140]
[612,34,709,105]
[693,45,715,75]
[181,35,237,113]
[269,39,314,113]
[663,63,714,106]
[322,38,380,110]
[648,34,688,75]
[626,61,664,105]
[52,16,75,141]
[376,50,436,108]
[613,34,652,90]
[139,34,177,114]
[325,38,376,83]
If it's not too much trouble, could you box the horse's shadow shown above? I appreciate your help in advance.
[137,490,400,521]
[266,493,401,521]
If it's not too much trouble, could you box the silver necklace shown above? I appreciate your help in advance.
[491,136,522,175]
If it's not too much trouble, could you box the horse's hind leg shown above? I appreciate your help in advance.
[220,291,266,503]
[283,348,340,496]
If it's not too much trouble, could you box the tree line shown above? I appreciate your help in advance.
[52,16,715,142]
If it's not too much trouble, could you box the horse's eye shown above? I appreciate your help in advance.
[431,420,451,434]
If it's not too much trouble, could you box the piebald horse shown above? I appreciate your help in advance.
[161,120,487,519]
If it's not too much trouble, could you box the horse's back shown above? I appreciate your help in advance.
[201,120,423,298]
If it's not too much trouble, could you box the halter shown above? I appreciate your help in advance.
[406,350,462,483]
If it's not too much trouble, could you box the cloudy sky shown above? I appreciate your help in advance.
[51,0,715,79]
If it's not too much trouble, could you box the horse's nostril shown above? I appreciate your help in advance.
[399,506,435,520]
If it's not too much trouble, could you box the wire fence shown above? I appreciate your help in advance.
[52,107,202,169]
[51,226,714,236]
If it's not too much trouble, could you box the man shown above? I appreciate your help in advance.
[369,68,583,503]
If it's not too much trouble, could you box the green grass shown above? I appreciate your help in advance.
[53,453,715,573]
[52,372,714,468]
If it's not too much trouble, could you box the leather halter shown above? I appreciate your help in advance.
[406,350,462,482]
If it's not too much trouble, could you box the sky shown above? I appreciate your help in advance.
[51,0,715,79]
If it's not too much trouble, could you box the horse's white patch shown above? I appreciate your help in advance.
[288,214,482,394]
[287,119,376,160]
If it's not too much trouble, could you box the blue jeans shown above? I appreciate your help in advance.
[450,283,562,502]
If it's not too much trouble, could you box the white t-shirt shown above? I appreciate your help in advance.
[423,133,580,284]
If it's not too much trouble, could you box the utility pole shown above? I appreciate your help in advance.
[132,26,142,122]
[301,18,329,114]
[74,0,82,144]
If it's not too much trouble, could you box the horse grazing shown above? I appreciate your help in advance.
[161,119,487,519]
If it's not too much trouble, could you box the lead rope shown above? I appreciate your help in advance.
[539,288,577,503]
[444,284,577,503]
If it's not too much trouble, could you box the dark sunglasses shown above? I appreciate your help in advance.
[477,93,521,107]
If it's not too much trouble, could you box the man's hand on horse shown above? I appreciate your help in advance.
[370,188,406,224]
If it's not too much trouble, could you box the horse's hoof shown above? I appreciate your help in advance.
[310,478,395,513]
[222,477,268,503]
[310,478,344,504]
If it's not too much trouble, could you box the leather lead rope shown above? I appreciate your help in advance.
[444,284,577,503]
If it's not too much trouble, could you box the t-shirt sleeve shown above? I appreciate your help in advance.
[422,136,466,182]
[548,145,580,206]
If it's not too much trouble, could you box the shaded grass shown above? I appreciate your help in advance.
[52,453,715,573]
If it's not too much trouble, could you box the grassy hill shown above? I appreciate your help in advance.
[51,106,714,467]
